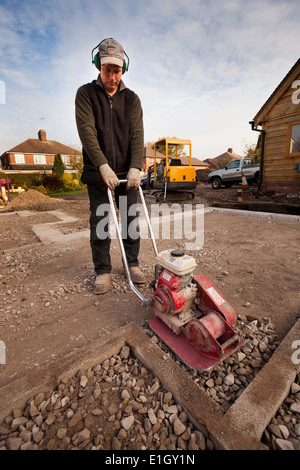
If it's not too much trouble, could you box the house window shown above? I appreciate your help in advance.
[14,153,25,164]
[62,155,70,164]
[288,121,300,155]
[34,154,46,164]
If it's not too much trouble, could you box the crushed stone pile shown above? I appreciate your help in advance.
[147,318,300,450]
[148,316,281,411]
[3,189,68,212]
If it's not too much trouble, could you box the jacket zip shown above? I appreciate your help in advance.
[109,96,116,171]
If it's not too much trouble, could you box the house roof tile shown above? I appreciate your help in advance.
[6,138,81,156]
[204,149,241,169]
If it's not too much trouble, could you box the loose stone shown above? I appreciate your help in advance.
[173,417,186,436]
[290,403,300,414]
[56,428,68,440]
[6,437,23,450]
[275,438,295,450]
[224,374,235,386]
[120,346,130,359]
[77,429,90,443]
[148,408,157,425]
[120,415,134,431]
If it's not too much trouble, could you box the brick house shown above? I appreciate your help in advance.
[143,145,164,174]
[204,148,242,169]
[0,129,82,174]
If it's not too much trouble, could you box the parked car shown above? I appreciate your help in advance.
[207,158,260,189]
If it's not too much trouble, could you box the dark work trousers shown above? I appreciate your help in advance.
[87,182,140,275]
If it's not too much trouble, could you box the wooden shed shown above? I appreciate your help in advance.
[250,58,300,194]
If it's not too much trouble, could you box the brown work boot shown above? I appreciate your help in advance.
[128,266,146,284]
[94,273,111,294]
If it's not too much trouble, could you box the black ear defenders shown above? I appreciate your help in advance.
[91,39,130,74]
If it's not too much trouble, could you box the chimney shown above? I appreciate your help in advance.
[38,129,47,142]
[227,148,233,153]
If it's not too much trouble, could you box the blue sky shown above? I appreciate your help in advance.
[0,0,299,160]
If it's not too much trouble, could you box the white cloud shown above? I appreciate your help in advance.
[0,0,299,158]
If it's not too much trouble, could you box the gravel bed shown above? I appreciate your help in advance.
[263,381,300,450]
[0,193,299,450]
[145,316,300,450]
[0,316,299,450]
[0,345,214,451]
[147,315,281,412]
[1,252,299,451]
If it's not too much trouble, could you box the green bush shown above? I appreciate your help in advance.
[0,170,84,193]
[53,154,65,177]
[35,185,48,195]
[1,173,42,188]
[62,173,76,188]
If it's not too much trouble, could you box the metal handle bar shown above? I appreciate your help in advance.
[107,180,157,307]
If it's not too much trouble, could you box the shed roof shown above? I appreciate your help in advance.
[253,58,300,126]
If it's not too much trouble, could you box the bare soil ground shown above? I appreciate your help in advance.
[0,185,299,388]
[0,185,299,451]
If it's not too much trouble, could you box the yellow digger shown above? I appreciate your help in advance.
[147,138,197,202]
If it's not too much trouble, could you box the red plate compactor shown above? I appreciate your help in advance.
[108,183,243,371]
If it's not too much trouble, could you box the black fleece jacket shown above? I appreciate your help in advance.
[75,74,144,183]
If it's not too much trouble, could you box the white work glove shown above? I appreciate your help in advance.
[99,163,120,190]
[126,167,141,190]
